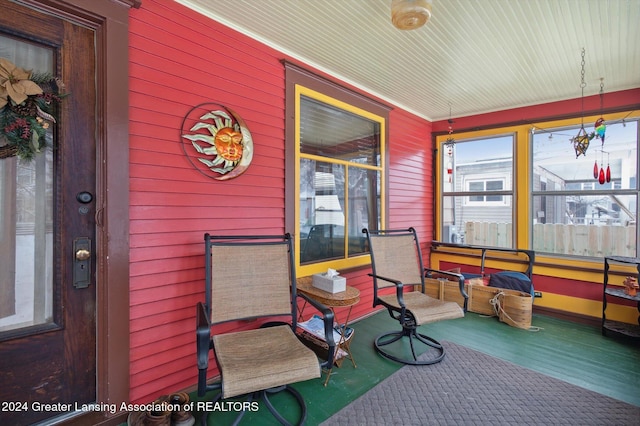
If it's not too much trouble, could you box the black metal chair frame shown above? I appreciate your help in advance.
[363,227,467,365]
[196,233,335,426]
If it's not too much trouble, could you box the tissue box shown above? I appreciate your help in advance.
[312,273,346,293]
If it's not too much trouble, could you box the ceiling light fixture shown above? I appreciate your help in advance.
[391,0,433,30]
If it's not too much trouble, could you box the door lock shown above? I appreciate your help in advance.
[73,237,92,289]
[76,191,93,204]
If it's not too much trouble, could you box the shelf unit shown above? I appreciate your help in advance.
[602,256,640,340]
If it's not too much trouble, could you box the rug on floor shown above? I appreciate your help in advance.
[321,341,640,425]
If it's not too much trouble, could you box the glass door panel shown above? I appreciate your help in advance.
[0,35,54,333]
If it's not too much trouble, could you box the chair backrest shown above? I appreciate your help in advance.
[365,228,425,291]
[204,234,295,325]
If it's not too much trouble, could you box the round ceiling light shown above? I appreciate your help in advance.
[391,0,433,30]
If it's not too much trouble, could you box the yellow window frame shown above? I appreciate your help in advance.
[295,85,386,277]
[434,111,640,281]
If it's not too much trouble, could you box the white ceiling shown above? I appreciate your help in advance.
[176,0,640,121]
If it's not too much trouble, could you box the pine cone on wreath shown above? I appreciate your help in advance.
[9,97,39,117]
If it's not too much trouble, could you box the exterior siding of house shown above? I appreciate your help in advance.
[128,1,432,403]
[453,159,513,227]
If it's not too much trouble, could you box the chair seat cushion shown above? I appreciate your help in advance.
[379,291,464,325]
[212,324,321,399]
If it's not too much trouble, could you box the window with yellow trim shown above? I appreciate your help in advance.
[296,88,385,274]
[440,135,515,248]
[284,63,389,275]
[436,113,639,259]
[531,118,638,258]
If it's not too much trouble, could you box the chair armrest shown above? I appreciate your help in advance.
[196,302,212,371]
[297,293,336,368]
[368,273,405,306]
[425,268,469,312]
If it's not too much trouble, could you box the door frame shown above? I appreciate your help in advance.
[15,0,140,424]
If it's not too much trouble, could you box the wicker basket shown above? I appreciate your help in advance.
[442,280,467,309]
[421,278,469,309]
[422,278,532,323]
[494,290,532,329]
[422,278,442,299]
[468,285,501,316]
[297,330,348,364]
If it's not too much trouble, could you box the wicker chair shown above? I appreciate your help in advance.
[196,233,335,426]
[363,228,467,365]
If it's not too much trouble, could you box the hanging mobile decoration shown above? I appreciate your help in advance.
[587,78,612,186]
[595,117,606,144]
[594,150,611,185]
[571,48,595,158]
[444,102,456,149]
[598,159,605,185]
[594,78,606,146]
[572,127,593,157]
[444,103,455,183]
[598,149,604,184]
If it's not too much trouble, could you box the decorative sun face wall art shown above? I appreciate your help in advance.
[181,103,254,180]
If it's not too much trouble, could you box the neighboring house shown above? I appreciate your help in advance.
[453,158,513,227]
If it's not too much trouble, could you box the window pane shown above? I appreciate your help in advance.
[442,135,514,247]
[0,37,54,332]
[533,121,637,192]
[442,195,513,248]
[532,194,637,257]
[445,136,513,193]
[486,180,503,191]
[532,119,638,257]
[468,181,484,202]
[300,159,345,263]
[348,167,378,257]
[469,181,484,191]
[300,96,380,166]
[297,89,384,269]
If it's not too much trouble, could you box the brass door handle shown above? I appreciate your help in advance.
[73,237,92,289]
[75,249,91,261]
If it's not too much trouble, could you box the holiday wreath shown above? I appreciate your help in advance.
[0,58,66,160]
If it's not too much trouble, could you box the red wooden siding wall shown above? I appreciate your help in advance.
[432,88,640,133]
[128,1,432,403]
[388,109,433,234]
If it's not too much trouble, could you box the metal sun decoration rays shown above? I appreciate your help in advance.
[180,103,254,181]
[570,49,609,185]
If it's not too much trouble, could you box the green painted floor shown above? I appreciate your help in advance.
[187,311,640,425]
